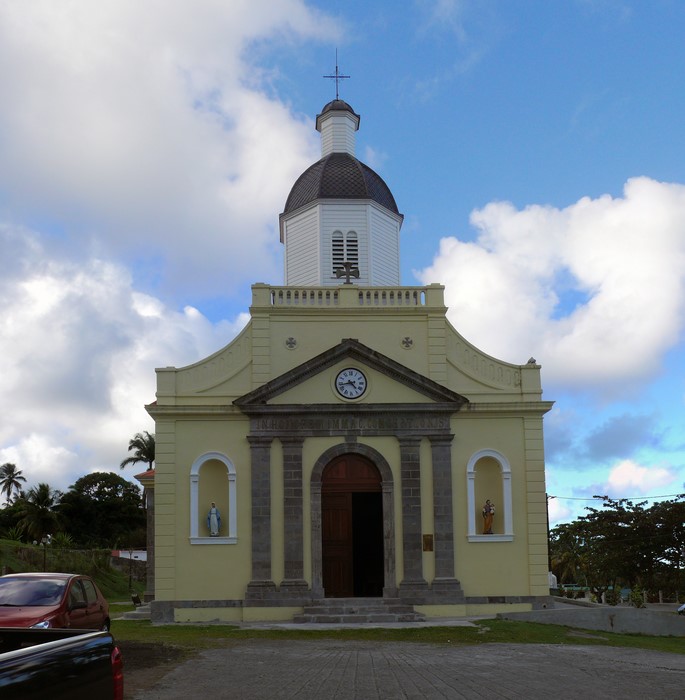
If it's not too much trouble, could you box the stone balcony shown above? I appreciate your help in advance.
[250,282,447,312]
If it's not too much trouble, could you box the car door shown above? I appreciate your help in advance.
[66,578,89,628]
[81,577,106,629]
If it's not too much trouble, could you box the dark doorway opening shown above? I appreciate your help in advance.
[322,455,383,598]
[352,492,383,597]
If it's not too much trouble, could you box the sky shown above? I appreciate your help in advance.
[0,0,683,526]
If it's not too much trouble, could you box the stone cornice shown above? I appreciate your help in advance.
[462,401,555,416]
[146,400,553,420]
[146,403,236,418]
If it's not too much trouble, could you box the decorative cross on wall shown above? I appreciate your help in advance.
[335,261,360,284]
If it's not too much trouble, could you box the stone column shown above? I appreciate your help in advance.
[310,478,324,598]
[398,437,428,599]
[245,436,277,601]
[280,437,309,596]
[144,486,155,601]
[134,469,155,602]
[430,435,463,600]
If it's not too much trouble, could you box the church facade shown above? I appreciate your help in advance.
[146,99,554,623]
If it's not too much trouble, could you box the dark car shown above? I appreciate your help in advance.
[0,573,110,631]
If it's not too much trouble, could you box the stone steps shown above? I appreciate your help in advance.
[293,598,425,624]
[119,604,152,621]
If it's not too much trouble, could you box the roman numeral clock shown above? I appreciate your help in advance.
[335,368,367,399]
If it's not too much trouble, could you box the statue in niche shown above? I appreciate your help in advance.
[482,499,495,534]
[207,502,221,536]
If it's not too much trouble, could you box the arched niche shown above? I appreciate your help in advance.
[466,449,513,542]
[189,451,237,545]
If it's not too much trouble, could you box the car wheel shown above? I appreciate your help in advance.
[101,619,111,632]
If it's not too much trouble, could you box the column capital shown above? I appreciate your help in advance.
[247,435,274,447]
[279,436,305,448]
[428,434,454,447]
[397,436,422,448]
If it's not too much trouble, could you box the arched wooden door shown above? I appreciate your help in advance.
[321,454,384,598]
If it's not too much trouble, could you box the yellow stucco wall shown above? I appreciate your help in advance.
[149,284,552,611]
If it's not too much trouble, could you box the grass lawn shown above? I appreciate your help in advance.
[111,618,685,656]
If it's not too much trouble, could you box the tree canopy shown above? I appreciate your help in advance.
[0,463,26,506]
[550,496,685,600]
[1,470,146,550]
[59,472,146,548]
[15,483,62,542]
[120,431,155,471]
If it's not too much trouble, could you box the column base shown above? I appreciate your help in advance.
[429,577,465,602]
[279,579,311,600]
[245,580,278,603]
[398,578,429,603]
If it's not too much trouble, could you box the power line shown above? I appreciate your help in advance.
[548,493,684,502]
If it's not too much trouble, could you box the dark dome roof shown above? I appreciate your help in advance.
[318,99,359,118]
[282,152,400,216]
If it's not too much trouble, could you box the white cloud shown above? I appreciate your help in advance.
[0,435,77,493]
[0,0,342,492]
[605,459,675,495]
[417,177,685,391]
[546,496,574,526]
[363,146,388,173]
[0,0,338,300]
[416,0,468,41]
[0,226,246,492]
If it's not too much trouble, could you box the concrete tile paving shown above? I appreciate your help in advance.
[133,640,685,699]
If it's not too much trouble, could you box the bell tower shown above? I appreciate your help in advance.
[279,100,404,287]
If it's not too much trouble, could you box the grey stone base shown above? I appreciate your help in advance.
[394,577,467,605]
[150,594,553,623]
[398,578,429,603]
[465,595,551,608]
[245,579,314,607]
[280,579,310,593]
[150,598,243,623]
[426,578,465,603]
[245,580,279,603]
[276,580,314,605]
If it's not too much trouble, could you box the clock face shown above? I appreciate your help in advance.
[335,368,367,399]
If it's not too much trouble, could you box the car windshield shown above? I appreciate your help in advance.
[0,578,67,606]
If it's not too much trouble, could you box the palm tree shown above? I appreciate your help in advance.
[120,431,155,471]
[16,483,61,541]
[0,463,27,506]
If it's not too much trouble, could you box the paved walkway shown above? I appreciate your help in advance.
[132,639,685,699]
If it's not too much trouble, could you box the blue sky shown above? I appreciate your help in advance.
[0,1,683,525]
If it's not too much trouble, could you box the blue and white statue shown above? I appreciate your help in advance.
[207,502,221,536]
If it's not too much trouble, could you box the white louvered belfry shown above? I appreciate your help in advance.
[279,100,404,286]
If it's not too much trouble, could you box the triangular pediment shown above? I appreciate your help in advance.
[234,338,468,408]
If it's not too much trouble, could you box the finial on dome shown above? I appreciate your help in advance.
[323,49,350,100]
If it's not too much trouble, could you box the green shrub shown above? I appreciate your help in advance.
[629,586,646,608]
[51,532,75,548]
[605,589,621,606]
[0,538,143,601]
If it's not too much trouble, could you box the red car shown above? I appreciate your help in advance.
[0,572,110,631]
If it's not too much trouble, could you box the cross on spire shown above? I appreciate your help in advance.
[323,50,350,100]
